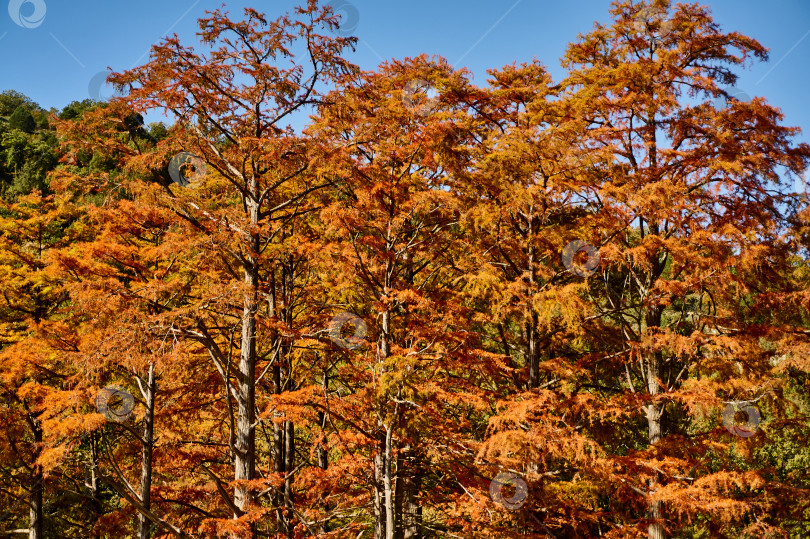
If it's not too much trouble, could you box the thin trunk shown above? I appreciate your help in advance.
[643,208,666,539]
[317,371,329,470]
[282,263,296,538]
[380,309,391,359]
[89,433,102,525]
[284,420,295,539]
[29,421,43,539]
[138,364,156,539]
[383,426,395,539]
[373,434,386,539]
[317,369,329,534]
[645,296,664,539]
[646,351,664,539]
[374,308,393,539]
[526,205,539,389]
[273,364,287,535]
[268,264,290,535]
[525,312,539,389]
[394,451,405,538]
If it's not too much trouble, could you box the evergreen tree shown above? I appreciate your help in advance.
[8,106,36,134]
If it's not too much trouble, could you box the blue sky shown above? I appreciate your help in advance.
[2,0,809,148]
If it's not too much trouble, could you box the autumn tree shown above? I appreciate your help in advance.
[106,2,358,536]
[3,1,810,538]
[0,191,85,538]
[49,192,218,538]
[555,0,810,536]
[306,55,497,538]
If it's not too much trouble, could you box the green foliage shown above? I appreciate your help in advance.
[148,122,168,141]
[88,151,116,172]
[58,99,97,120]
[8,107,36,134]
[0,90,35,116]
[0,130,57,196]
[0,93,58,198]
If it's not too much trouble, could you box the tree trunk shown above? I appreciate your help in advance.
[373,427,396,539]
[317,371,329,470]
[28,420,43,539]
[89,432,102,530]
[234,277,257,517]
[398,238,421,539]
[234,197,259,538]
[394,446,421,539]
[282,262,296,538]
[373,431,386,539]
[138,364,156,539]
[374,306,393,539]
[525,312,539,389]
[284,420,295,539]
[317,371,330,534]
[394,450,405,538]
[525,205,539,389]
[273,363,288,536]
[383,426,395,539]
[646,347,664,539]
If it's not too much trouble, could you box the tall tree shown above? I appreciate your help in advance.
[309,55,490,539]
[558,0,810,536]
[108,2,357,535]
[457,59,623,537]
[0,192,84,538]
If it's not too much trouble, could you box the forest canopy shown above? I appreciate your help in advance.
[1,1,809,538]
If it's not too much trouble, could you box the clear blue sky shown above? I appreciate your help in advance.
[2,0,809,144]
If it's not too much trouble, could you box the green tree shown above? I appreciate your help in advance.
[1,130,57,197]
[0,90,35,116]
[8,106,36,134]
[147,122,168,141]
[58,99,97,121]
